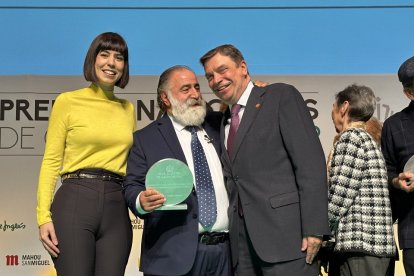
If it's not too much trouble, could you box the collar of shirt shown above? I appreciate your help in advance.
[227,81,254,123]
[168,114,200,133]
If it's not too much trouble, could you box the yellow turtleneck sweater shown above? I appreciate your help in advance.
[37,84,136,226]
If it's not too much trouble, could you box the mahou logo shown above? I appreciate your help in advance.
[5,255,19,266]
[5,254,51,266]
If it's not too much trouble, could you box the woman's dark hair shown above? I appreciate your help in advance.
[335,84,376,122]
[83,32,129,88]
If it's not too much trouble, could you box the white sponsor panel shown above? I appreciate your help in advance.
[0,75,406,275]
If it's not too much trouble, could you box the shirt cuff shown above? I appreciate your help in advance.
[136,191,150,215]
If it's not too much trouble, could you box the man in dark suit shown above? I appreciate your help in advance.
[123,65,231,276]
[381,56,414,276]
[200,45,330,276]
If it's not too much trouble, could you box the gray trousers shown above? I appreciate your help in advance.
[330,253,392,276]
[51,178,132,276]
[235,215,319,276]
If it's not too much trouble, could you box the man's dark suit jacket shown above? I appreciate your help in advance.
[123,112,222,275]
[222,83,330,264]
[382,101,414,248]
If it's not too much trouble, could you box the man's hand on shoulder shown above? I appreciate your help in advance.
[253,80,268,87]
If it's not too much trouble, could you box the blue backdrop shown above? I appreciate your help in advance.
[0,0,413,75]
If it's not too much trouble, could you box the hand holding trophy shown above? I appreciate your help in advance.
[145,158,194,210]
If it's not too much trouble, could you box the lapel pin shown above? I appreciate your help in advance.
[255,103,261,109]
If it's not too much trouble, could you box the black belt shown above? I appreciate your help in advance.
[198,232,229,245]
[61,169,123,184]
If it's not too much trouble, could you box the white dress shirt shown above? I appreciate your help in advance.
[136,115,229,233]
[170,116,229,233]
[225,81,254,148]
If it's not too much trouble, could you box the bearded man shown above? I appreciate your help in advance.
[123,65,231,276]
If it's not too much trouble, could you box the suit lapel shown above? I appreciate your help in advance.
[157,114,187,164]
[231,86,265,161]
[203,122,221,155]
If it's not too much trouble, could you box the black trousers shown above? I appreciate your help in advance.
[51,178,132,276]
[403,249,414,276]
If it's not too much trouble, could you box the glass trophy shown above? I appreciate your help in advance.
[145,158,193,210]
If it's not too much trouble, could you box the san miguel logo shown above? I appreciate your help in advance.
[131,217,143,230]
[5,254,51,266]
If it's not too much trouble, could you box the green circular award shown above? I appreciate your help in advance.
[145,158,194,210]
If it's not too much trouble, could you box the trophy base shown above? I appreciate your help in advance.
[158,203,188,211]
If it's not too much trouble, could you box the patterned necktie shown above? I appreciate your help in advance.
[227,104,241,156]
[188,126,217,229]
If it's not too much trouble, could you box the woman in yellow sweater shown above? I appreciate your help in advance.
[37,32,135,276]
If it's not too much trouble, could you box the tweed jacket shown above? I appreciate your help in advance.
[328,127,395,257]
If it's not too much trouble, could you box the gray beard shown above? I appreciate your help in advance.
[169,95,207,126]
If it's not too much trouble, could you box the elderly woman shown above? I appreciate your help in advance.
[328,84,395,275]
